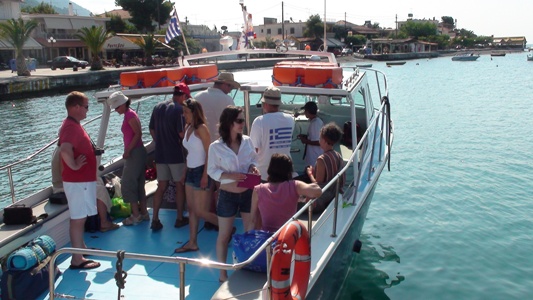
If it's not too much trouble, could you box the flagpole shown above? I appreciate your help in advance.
[174,8,190,55]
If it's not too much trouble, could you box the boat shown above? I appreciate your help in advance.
[355,63,373,68]
[527,54,533,61]
[386,61,406,66]
[451,53,480,61]
[0,48,393,300]
[490,52,506,57]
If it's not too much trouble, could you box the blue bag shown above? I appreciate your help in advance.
[232,230,273,273]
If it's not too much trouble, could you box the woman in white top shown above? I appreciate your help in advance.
[207,106,259,282]
[175,99,215,253]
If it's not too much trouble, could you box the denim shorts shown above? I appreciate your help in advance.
[185,165,213,190]
[217,189,253,218]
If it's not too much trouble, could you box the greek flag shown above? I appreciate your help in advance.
[165,9,181,44]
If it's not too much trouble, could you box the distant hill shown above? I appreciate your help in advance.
[21,0,92,17]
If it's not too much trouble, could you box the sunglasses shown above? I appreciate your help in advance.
[234,118,245,124]
[185,99,194,111]
[173,91,184,96]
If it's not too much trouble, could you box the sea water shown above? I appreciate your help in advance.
[1,52,532,299]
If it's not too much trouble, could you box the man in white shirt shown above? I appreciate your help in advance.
[195,72,240,143]
[298,101,324,167]
[250,86,295,181]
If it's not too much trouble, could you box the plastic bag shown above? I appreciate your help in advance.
[232,230,273,273]
[110,197,131,218]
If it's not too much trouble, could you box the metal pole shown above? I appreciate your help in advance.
[323,0,326,52]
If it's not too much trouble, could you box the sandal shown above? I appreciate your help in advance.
[123,215,143,226]
[100,223,120,232]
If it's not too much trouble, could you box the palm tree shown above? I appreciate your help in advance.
[135,34,157,66]
[76,26,111,70]
[0,18,38,76]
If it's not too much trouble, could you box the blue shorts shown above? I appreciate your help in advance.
[217,189,253,218]
[185,165,213,190]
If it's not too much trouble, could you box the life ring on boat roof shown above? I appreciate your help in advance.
[270,220,311,300]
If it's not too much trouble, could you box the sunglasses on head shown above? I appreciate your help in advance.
[185,99,194,111]
[234,118,245,124]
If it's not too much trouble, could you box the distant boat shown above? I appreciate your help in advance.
[527,54,533,61]
[491,52,506,57]
[386,61,406,66]
[452,53,480,61]
[356,63,372,68]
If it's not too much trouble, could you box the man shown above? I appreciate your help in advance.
[298,101,324,167]
[195,72,240,143]
[250,86,295,181]
[59,91,100,270]
[149,82,189,231]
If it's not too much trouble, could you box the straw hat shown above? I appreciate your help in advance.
[108,91,128,109]
[261,86,281,105]
[215,72,241,89]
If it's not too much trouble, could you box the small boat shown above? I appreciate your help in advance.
[490,52,506,57]
[0,48,393,300]
[356,63,373,68]
[452,53,480,61]
[527,54,533,61]
[386,61,406,66]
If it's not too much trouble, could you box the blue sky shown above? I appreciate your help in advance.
[81,0,533,43]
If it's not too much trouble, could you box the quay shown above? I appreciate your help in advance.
[0,56,285,101]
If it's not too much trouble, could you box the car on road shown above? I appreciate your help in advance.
[341,48,353,56]
[47,56,88,70]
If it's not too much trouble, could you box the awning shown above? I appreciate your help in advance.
[34,37,85,48]
[103,36,141,50]
[321,38,345,48]
[43,18,73,30]
[71,19,98,30]
[0,37,43,50]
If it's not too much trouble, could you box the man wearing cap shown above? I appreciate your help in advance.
[195,72,240,143]
[148,82,189,231]
[298,101,324,167]
[250,86,295,181]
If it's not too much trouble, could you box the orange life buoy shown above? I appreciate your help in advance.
[270,220,311,300]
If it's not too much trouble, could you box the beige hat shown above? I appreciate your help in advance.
[261,86,282,105]
[108,91,129,109]
[215,72,241,89]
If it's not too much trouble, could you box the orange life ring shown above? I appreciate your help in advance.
[270,220,311,300]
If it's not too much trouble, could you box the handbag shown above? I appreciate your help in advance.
[232,230,273,273]
[3,204,36,225]
[49,192,68,205]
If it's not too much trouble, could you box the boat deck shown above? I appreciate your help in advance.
[42,209,245,300]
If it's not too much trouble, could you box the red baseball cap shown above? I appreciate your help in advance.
[174,82,191,98]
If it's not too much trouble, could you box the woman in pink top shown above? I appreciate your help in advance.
[108,91,148,226]
[249,153,322,232]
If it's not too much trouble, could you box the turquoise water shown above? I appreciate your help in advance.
[1,52,533,299]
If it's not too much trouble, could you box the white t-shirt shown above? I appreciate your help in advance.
[250,112,295,180]
[195,87,234,143]
[305,116,324,166]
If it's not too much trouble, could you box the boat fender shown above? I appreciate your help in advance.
[270,220,311,300]
[353,239,362,253]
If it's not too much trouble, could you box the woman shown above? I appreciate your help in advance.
[107,91,149,225]
[207,106,259,282]
[249,153,322,232]
[312,122,345,213]
[175,99,216,253]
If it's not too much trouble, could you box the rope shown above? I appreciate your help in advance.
[114,250,127,300]
[381,96,392,171]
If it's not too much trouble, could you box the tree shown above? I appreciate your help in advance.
[76,26,111,70]
[441,16,454,28]
[21,2,57,14]
[0,18,38,76]
[400,21,438,38]
[135,34,157,65]
[115,0,173,33]
[304,14,323,38]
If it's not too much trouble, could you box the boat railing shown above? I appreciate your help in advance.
[48,99,392,300]
[0,115,103,204]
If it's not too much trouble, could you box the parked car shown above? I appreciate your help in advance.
[341,48,353,56]
[47,56,88,70]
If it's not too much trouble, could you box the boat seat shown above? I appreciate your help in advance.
[0,199,68,258]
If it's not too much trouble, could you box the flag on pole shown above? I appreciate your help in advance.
[165,9,182,44]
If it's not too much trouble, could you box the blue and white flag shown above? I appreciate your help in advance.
[165,9,181,44]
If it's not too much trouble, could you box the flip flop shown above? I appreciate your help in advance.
[69,260,101,270]
[174,246,199,253]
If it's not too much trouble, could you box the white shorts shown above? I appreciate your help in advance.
[63,181,97,220]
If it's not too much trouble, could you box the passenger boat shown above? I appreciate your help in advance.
[451,53,480,61]
[0,48,393,300]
